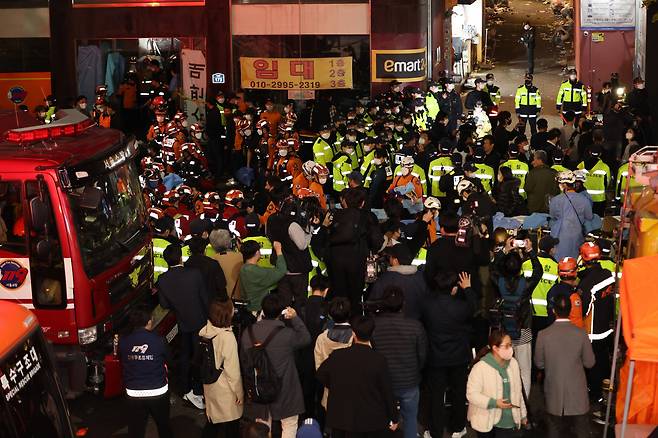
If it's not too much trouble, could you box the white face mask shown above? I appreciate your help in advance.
[418,138,427,145]
[279,149,288,157]
[79,103,87,109]
[345,148,355,155]
[637,83,645,90]
[524,25,530,30]
[487,80,494,86]
[284,107,291,113]
[347,136,356,142]
[243,129,252,136]
[626,132,634,140]
[523,144,530,152]
[569,75,577,81]
[156,116,165,123]
[496,345,514,361]
[357,108,365,114]
[194,132,203,139]
[401,167,411,176]
[257,129,263,136]
[447,84,455,91]
[319,177,327,184]
[321,132,331,140]
[181,120,190,128]
[245,115,253,121]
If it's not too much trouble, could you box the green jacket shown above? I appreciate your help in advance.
[524,165,559,213]
[240,255,287,312]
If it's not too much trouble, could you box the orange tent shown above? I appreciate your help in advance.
[616,254,658,425]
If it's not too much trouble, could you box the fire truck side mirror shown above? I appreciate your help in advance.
[29,197,51,233]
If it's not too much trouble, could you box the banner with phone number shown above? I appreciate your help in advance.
[240,56,353,90]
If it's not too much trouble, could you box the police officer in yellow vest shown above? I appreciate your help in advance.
[523,236,559,333]
[515,73,542,135]
[470,147,495,194]
[360,138,380,188]
[332,140,356,192]
[412,98,428,132]
[181,218,217,262]
[556,68,588,120]
[551,148,569,174]
[242,235,274,268]
[577,144,610,216]
[425,80,441,123]
[428,143,454,198]
[152,217,181,282]
[313,125,334,166]
[500,144,530,197]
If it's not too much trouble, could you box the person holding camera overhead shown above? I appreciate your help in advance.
[491,233,542,400]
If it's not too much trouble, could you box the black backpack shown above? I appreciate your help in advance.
[196,336,224,385]
[242,325,283,404]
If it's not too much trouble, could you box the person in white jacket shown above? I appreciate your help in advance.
[199,298,244,438]
[466,330,527,437]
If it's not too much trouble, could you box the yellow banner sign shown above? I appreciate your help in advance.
[240,57,353,90]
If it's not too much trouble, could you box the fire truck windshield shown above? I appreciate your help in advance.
[67,160,147,278]
[0,329,74,438]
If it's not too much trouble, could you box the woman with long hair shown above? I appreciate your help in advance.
[494,166,527,217]
[199,298,243,438]
[467,330,527,437]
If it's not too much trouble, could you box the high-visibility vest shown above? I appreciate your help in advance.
[473,163,495,194]
[242,236,274,268]
[152,237,172,281]
[486,84,502,105]
[551,164,569,174]
[412,247,427,267]
[360,151,376,187]
[332,154,352,192]
[428,156,454,198]
[181,243,217,263]
[393,164,427,195]
[556,80,588,113]
[308,245,327,293]
[313,137,333,166]
[425,93,440,121]
[615,162,642,200]
[413,112,428,131]
[500,159,529,196]
[522,256,558,317]
[577,159,610,202]
[515,85,542,115]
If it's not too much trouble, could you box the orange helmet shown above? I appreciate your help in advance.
[579,242,601,262]
[256,119,269,130]
[148,207,164,220]
[177,185,193,197]
[236,119,250,131]
[225,189,244,203]
[190,122,202,133]
[287,138,300,151]
[161,190,179,206]
[558,257,578,279]
[152,96,165,107]
[297,188,319,199]
[203,191,221,208]
[312,163,329,178]
[276,139,289,149]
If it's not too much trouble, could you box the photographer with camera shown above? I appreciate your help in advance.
[491,234,542,399]
[457,179,495,239]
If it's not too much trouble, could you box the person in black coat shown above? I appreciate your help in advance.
[420,271,476,438]
[494,111,521,157]
[157,244,209,407]
[184,236,227,300]
[437,81,463,133]
[495,166,527,217]
[316,315,399,437]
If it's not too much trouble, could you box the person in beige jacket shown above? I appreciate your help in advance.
[199,298,243,437]
[466,330,527,437]
[313,297,353,409]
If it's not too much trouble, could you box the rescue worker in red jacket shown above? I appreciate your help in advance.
[274,139,302,187]
[546,257,584,329]
[222,189,248,238]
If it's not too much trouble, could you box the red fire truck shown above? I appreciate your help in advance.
[0,301,75,437]
[0,109,175,394]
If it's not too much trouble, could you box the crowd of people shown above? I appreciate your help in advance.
[56,63,651,438]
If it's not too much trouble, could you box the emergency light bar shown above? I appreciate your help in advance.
[5,109,94,143]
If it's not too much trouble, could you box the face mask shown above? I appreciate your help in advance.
[156,116,165,123]
[447,84,455,91]
[265,105,273,111]
[497,346,514,361]
[357,108,364,114]
[79,103,87,109]
[569,75,577,81]
[401,167,411,176]
[357,128,365,133]
[363,144,373,152]
[418,138,426,145]
[243,129,252,136]
[321,132,331,140]
[373,158,382,166]
[245,115,253,121]
[637,84,645,90]
[393,107,400,114]
[626,132,634,140]
[345,148,355,155]
[194,132,203,139]
[525,80,532,87]
[279,149,288,157]
[347,136,356,142]
[181,120,190,128]
[487,80,494,86]
[524,25,530,30]
[393,87,400,93]
[257,129,263,136]
[319,177,327,184]
[284,107,291,113]
[523,144,530,152]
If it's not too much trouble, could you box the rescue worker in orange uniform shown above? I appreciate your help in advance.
[259,98,282,132]
[293,160,316,196]
[310,163,329,210]
[147,107,168,142]
[274,139,302,187]
[387,155,423,199]
[546,256,584,328]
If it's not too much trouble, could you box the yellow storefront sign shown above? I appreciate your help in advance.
[240,56,353,90]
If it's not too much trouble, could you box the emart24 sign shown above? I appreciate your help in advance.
[371,48,427,83]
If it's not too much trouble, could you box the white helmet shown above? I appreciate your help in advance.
[573,169,588,182]
[424,196,441,210]
[557,170,576,184]
[401,155,415,167]
[302,160,316,177]
[457,179,475,195]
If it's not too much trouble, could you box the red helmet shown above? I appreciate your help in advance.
[152,96,165,107]
[177,185,193,197]
[236,119,250,131]
[173,111,186,122]
[287,138,300,151]
[148,207,164,220]
[312,164,329,178]
[558,257,578,279]
[256,119,269,130]
[286,112,298,124]
[95,96,106,106]
[276,139,289,149]
[297,188,319,199]
[148,162,165,174]
[225,189,244,203]
[203,191,221,207]
[579,242,601,262]
[161,190,179,206]
[190,123,202,133]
